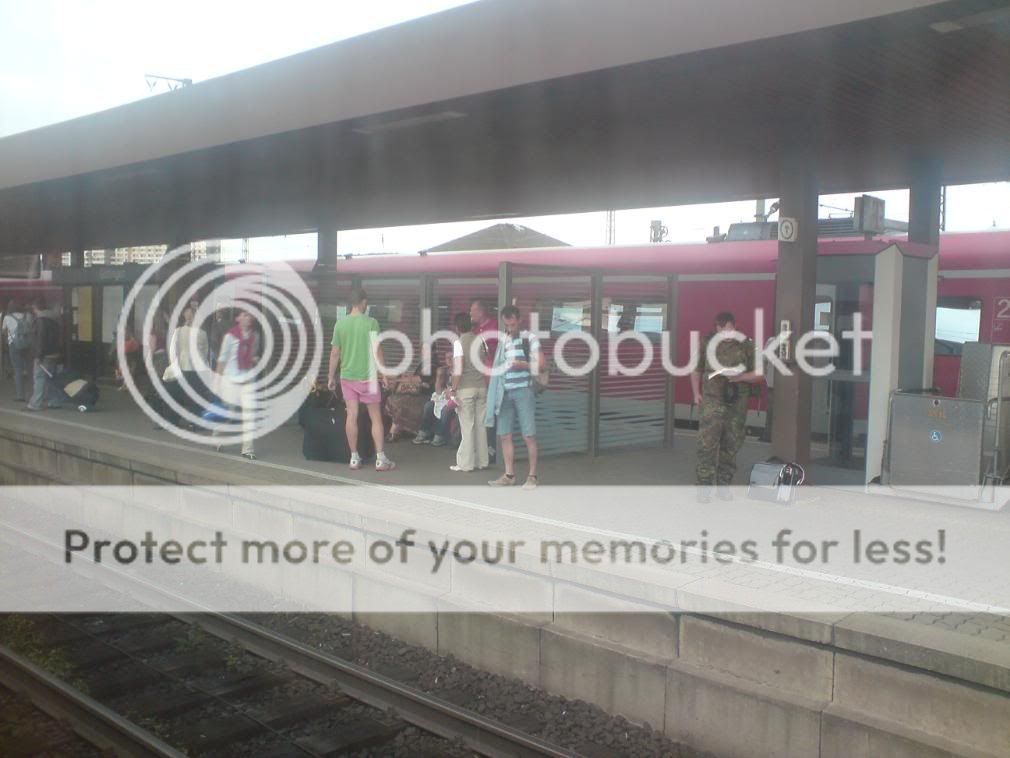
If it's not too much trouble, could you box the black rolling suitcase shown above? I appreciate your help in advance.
[302,406,377,463]
[51,368,100,412]
[63,378,100,411]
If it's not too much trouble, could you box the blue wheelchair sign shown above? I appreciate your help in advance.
[930,430,942,442]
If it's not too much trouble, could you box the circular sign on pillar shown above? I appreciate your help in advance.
[778,217,799,242]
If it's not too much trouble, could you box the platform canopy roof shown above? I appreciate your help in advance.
[1,0,1008,253]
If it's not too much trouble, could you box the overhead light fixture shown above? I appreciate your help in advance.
[352,110,465,136]
[466,212,521,220]
[930,7,1010,33]
[929,20,962,33]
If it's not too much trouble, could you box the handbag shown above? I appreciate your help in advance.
[748,461,805,503]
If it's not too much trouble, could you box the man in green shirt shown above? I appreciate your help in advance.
[327,288,395,471]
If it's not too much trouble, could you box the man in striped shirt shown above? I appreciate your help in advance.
[486,305,543,489]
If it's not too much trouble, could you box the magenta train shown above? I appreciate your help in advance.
[13,231,1009,441]
[286,231,1010,437]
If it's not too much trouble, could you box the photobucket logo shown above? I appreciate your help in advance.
[371,308,872,380]
[118,245,322,445]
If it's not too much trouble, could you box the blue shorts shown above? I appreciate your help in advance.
[496,386,537,437]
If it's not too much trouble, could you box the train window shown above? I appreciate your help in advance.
[551,303,588,333]
[367,300,403,325]
[334,305,383,322]
[607,303,666,334]
[935,296,982,354]
[814,299,832,331]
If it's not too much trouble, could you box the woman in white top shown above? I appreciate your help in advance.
[213,310,261,459]
[449,312,489,472]
[169,305,209,374]
[168,305,210,419]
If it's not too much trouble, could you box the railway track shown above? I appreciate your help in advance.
[0,677,146,757]
[0,611,575,758]
[0,514,653,757]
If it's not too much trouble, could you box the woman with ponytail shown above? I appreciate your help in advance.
[214,309,261,459]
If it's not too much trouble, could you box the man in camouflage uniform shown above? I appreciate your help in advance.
[690,312,762,503]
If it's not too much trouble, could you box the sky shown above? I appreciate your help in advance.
[0,0,477,137]
[2,1,1008,262]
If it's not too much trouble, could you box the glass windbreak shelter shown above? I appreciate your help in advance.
[811,243,938,484]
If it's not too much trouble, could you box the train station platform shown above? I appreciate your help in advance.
[1,382,1009,757]
[0,380,868,488]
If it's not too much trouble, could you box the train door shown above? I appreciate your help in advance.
[100,284,125,378]
[69,286,96,377]
[802,279,873,469]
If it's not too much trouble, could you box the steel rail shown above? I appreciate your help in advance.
[183,612,576,758]
[0,644,187,758]
[0,517,577,758]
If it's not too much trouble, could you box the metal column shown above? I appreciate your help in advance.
[771,150,818,466]
[419,273,435,368]
[316,226,338,272]
[908,158,942,389]
[497,262,512,316]
[588,273,602,455]
[663,274,679,447]
[92,285,103,380]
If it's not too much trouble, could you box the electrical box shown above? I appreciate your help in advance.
[886,393,985,500]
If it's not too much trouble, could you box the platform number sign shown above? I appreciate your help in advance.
[993,297,1010,342]
[778,217,798,243]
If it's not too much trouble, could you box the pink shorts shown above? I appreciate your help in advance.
[340,379,382,405]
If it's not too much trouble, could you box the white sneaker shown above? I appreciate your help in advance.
[375,457,396,472]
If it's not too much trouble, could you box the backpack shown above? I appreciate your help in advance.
[11,314,31,351]
[521,335,550,395]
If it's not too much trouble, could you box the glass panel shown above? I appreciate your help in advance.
[511,269,592,457]
[599,277,668,450]
[102,286,124,343]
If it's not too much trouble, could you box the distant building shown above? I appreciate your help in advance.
[423,223,568,253]
[65,240,219,267]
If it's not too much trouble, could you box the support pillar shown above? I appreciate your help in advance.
[664,274,679,447]
[497,262,513,315]
[866,247,904,483]
[589,273,602,455]
[770,152,818,466]
[316,226,338,272]
[908,159,942,388]
[64,249,84,367]
[314,225,340,306]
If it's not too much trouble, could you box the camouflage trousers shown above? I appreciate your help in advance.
[695,400,747,485]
